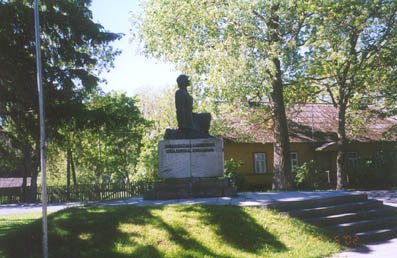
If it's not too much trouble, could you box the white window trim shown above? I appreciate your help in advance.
[254,152,267,174]
[347,152,358,168]
[290,152,299,169]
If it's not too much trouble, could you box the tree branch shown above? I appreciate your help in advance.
[325,83,338,107]
[252,10,267,23]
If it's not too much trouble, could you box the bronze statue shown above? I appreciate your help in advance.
[165,74,212,139]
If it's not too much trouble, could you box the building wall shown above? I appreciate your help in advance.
[224,142,273,188]
[290,143,316,166]
[345,142,396,157]
[224,142,317,189]
[224,141,397,189]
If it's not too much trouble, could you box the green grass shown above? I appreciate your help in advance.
[0,205,343,258]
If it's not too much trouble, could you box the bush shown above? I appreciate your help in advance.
[132,133,161,183]
[294,160,328,190]
[348,151,397,189]
[224,158,245,190]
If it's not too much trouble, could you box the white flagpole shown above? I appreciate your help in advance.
[34,0,48,257]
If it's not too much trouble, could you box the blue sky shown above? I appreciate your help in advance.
[90,0,180,96]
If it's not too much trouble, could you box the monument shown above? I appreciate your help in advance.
[144,75,237,200]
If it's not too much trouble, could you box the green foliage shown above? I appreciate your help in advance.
[348,151,397,189]
[0,0,121,191]
[303,0,397,117]
[224,158,245,189]
[132,0,317,189]
[44,92,150,185]
[0,132,18,176]
[136,86,178,131]
[132,0,312,103]
[302,0,397,189]
[132,133,161,182]
[294,160,327,190]
[131,87,180,183]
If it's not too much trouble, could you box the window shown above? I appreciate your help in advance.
[347,152,358,168]
[254,153,267,173]
[290,152,299,169]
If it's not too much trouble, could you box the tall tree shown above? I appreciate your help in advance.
[133,86,177,182]
[305,0,397,189]
[48,91,149,185]
[0,0,121,201]
[132,0,313,190]
[80,92,149,183]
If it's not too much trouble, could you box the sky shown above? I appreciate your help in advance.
[89,0,180,96]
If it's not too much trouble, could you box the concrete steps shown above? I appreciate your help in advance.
[266,194,397,245]
[305,207,397,226]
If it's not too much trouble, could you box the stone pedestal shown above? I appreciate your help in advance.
[158,138,224,178]
[144,178,237,200]
[144,138,237,200]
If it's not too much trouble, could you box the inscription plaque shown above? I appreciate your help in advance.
[158,138,224,178]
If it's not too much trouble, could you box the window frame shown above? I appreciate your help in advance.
[253,152,267,174]
[347,152,358,168]
[290,152,299,169]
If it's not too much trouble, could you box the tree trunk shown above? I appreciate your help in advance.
[67,149,71,199]
[336,103,347,190]
[70,151,77,186]
[271,57,291,190]
[268,3,291,190]
[21,144,32,202]
[67,149,71,187]
[28,144,40,203]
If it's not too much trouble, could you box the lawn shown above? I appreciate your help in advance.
[0,205,343,258]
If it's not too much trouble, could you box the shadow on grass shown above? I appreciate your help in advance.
[154,216,230,258]
[0,205,288,258]
[0,206,165,258]
[180,205,287,253]
[0,217,38,238]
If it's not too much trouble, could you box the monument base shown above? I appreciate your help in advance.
[143,177,237,200]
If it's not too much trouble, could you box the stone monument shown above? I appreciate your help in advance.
[144,75,237,200]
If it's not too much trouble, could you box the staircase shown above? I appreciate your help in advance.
[266,194,397,245]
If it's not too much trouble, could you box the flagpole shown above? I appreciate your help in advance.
[34,0,48,258]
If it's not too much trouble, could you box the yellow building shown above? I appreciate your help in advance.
[222,104,397,189]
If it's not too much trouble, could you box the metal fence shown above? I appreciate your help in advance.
[0,187,22,205]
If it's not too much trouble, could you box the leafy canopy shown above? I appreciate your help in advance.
[132,0,311,103]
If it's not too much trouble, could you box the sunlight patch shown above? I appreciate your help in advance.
[87,209,107,213]
[54,227,70,237]
[78,233,93,240]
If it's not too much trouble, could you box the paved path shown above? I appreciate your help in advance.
[92,190,397,208]
[93,190,357,207]
[0,190,356,215]
[331,239,397,258]
[0,202,84,215]
[357,190,397,207]
[1,190,396,213]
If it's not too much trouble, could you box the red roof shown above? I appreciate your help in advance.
[220,104,397,143]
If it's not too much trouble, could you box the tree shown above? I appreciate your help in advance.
[82,92,149,183]
[44,91,149,186]
[0,128,19,177]
[133,86,177,182]
[136,86,178,132]
[132,0,313,190]
[0,0,121,201]
[305,0,397,189]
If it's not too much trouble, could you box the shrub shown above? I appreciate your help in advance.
[348,151,397,189]
[224,158,245,190]
[294,160,327,190]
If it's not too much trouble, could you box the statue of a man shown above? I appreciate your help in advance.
[165,74,211,139]
[175,74,194,133]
